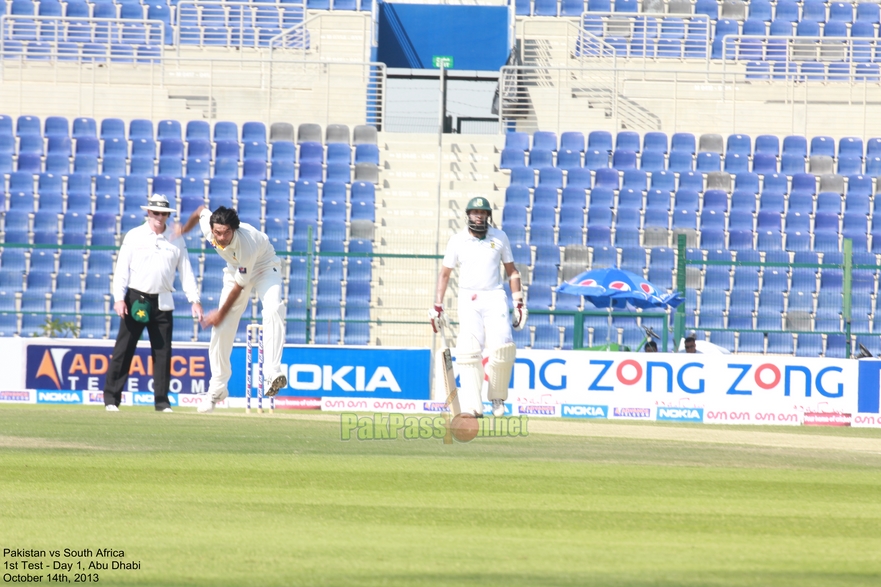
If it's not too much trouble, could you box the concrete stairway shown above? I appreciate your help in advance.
[368,132,506,348]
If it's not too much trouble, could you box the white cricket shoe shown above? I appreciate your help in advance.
[160,408,173,413]
[491,399,505,418]
[105,405,119,412]
[265,374,287,397]
[197,389,228,414]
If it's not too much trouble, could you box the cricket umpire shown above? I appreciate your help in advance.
[104,194,202,412]
[430,196,527,418]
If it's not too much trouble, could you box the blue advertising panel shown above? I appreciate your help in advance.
[229,346,431,400]
[26,344,211,394]
[858,359,881,414]
[35,390,83,404]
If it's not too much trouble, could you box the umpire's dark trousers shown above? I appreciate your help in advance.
[104,289,174,410]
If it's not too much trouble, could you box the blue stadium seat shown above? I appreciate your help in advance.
[668,150,693,172]
[560,131,585,153]
[505,132,530,151]
[694,0,718,19]
[767,332,793,354]
[640,150,666,172]
[758,173,785,195]
[642,132,667,155]
[782,135,808,158]
[797,0,825,22]
[242,122,266,143]
[724,152,749,173]
[781,152,806,175]
[501,148,525,170]
[752,135,778,157]
[612,149,637,170]
[557,149,582,170]
[533,131,558,152]
[795,333,823,357]
[529,149,554,170]
[749,153,776,175]
[156,120,181,141]
[584,149,610,170]
[650,170,675,192]
[823,334,848,358]
[538,167,563,189]
[615,131,640,154]
[617,186,642,209]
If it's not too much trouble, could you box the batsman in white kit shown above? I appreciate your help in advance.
[430,197,527,418]
[177,205,288,413]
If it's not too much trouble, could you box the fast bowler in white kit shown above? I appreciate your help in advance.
[430,197,527,417]
[177,205,287,413]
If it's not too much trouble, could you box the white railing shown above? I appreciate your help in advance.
[576,12,712,65]
[497,63,881,140]
[515,11,712,72]
[517,15,614,63]
[719,34,881,73]
[269,10,373,62]
[0,15,166,57]
[0,51,385,129]
[175,1,308,51]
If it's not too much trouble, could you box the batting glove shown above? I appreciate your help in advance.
[429,303,445,333]
[512,292,528,331]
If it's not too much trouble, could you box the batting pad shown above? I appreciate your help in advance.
[454,349,485,417]
[486,342,516,401]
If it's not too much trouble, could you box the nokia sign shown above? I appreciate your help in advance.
[561,404,608,419]
[230,347,430,399]
[36,391,83,404]
[657,407,704,423]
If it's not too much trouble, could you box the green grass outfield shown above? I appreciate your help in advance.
[2,405,881,587]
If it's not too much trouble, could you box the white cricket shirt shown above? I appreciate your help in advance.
[442,226,514,291]
[199,209,279,288]
[112,221,200,310]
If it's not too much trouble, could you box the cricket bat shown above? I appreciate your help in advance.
[437,319,459,444]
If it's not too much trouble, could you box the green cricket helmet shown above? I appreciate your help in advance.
[465,196,493,236]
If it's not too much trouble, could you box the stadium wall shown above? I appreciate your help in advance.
[2,338,877,427]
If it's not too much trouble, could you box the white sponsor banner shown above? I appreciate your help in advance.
[321,397,424,413]
[608,405,655,420]
[852,414,881,428]
[703,407,802,426]
[0,390,33,403]
[505,350,858,418]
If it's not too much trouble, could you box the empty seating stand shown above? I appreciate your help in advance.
[499,128,880,353]
[0,114,379,343]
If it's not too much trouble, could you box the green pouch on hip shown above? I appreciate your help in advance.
[131,298,151,324]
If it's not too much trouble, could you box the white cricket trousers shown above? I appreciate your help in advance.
[455,288,514,354]
[453,288,513,415]
[207,263,286,399]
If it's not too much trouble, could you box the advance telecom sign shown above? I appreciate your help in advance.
[25,344,211,395]
[24,343,430,401]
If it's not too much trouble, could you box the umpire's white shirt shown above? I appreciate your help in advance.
[198,209,279,287]
[442,227,514,290]
[112,221,200,310]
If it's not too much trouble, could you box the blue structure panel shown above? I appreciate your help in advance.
[377,4,509,70]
